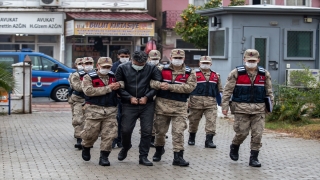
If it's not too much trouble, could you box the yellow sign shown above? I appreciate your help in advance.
[72,21,154,36]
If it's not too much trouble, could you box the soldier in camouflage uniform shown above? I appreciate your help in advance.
[80,57,120,166]
[147,50,162,147]
[151,49,197,167]
[188,56,223,148]
[221,49,274,167]
[68,57,87,150]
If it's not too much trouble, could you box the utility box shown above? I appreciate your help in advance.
[10,62,32,114]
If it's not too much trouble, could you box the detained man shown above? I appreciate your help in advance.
[115,51,162,166]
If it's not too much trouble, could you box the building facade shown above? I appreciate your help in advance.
[0,0,155,67]
[198,5,320,85]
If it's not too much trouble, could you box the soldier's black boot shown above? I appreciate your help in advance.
[153,146,165,162]
[229,144,240,161]
[75,138,83,150]
[118,145,131,161]
[82,147,91,161]
[249,150,261,167]
[172,151,189,166]
[112,139,117,148]
[139,156,153,166]
[150,136,155,147]
[188,133,196,145]
[117,141,123,148]
[99,151,110,166]
[205,134,216,148]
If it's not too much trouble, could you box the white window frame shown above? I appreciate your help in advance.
[284,28,316,60]
[208,27,228,59]
[190,0,208,6]
[249,0,275,5]
[284,0,311,7]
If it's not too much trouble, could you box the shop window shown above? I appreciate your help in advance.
[38,35,57,43]
[0,44,20,51]
[209,28,228,59]
[111,36,132,41]
[66,36,86,44]
[284,29,315,60]
[88,36,110,44]
[15,35,35,43]
[22,44,35,50]
[0,35,12,42]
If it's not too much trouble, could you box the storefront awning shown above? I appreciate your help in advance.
[67,12,156,22]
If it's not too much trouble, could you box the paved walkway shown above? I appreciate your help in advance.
[0,108,320,179]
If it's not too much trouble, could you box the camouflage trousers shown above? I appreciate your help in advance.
[188,108,217,135]
[232,113,265,151]
[154,114,187,152]
[70,95,85,138]
[80,104,118,152]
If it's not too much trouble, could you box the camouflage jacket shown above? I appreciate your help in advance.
[151,64,197,116]
[189,69,223,109]
[221,67,274,114]
[81,72,113,97]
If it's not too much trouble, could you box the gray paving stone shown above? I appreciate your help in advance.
[1,108,320,179]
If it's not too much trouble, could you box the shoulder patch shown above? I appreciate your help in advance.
[78,70,86,76]
[163,64,170,69]
[88,70,98,78]
[236,65,246,72]
[236,65,246,75]
[258,66,266,75]
[108,71,115,77]
[185,66,192,74]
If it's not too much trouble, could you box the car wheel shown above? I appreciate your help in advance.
[52,86,69,102]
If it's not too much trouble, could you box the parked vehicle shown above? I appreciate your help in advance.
[0,49,75,102]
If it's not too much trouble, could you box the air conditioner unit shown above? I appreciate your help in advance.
[39,0,61,7]
[286,69,320,88]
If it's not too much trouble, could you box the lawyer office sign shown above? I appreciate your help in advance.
[0,13,64,34]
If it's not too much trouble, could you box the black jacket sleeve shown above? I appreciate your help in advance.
[145,67,162,99]
[115,65,133,101]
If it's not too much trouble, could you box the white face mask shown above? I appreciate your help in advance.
[171,59,184,66]
[77,65,84,70]
[99,69,110,75]
[245,62,258,69]
[132,64,145,71]
[120,58,129,63]
[149,60,159,65]
[200,64,211,69]
[84,65,93,71]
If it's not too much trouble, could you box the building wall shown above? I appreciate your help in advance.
[312,0,320,7]
[162,0,189,11]
[209,13,319,85]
